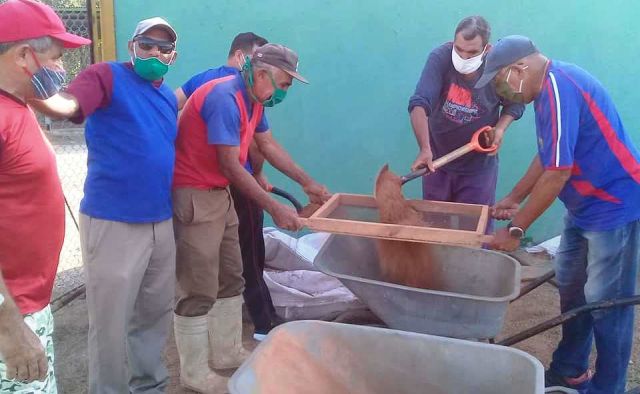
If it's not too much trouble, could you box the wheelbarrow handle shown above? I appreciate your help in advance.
[401,126,497,185]
[269,186,304,213]
[497,295,640,347]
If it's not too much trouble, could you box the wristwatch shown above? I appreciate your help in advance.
[507,221,525,239]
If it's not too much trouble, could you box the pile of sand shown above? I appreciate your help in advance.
[251,329,373,394]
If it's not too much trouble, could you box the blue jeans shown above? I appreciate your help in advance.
[549,217,640,394]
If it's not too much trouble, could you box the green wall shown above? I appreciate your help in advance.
[113,0,640,242]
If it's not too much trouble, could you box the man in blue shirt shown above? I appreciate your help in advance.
[30,17,180,393]
[408,16,524,232]
[477,36,640,394]
[175,32,281,341]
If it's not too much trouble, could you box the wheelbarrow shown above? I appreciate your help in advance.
[310,233,640,393]
[229,320,546,394]
[312,233,520,339]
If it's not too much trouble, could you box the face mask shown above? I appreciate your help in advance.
[495,66,528,103]
[237,53,250,70]
[245,58,287,107]
[132,47,173,81]
[261,72,287,107]
[451,45,486,75]
[241,55,251,72]
[26,49,66,99]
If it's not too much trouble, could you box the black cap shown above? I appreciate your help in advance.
[475,35,538,88]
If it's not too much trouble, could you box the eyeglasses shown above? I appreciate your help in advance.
[134,37,175,54]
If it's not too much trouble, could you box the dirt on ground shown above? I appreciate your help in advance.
[52,255,640,393]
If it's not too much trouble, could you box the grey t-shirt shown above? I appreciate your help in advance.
[408,42,525,173]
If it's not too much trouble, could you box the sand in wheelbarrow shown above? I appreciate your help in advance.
[251,328,375,394]
[373,165,439,290]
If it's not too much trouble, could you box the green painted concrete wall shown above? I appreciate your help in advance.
[113,0,640,242]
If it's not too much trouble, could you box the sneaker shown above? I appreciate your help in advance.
[253,332,268,342]
[253,317,287,342]
[545,369,592,391]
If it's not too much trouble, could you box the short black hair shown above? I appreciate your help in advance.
[455,16,491,46]
[228,32,268,57]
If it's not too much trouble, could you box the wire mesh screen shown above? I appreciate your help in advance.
[40,0,92,82]
[35,0,93,288]
[327,204,480,231]
[45,129,87,296]
[39,0,93,131]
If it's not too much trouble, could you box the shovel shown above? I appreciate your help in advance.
[400,126,497,185]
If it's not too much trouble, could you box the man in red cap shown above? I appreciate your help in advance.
[0,0,90,391]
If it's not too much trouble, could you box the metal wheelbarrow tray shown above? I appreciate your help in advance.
[229,320,544,394]
[313,233,521,339]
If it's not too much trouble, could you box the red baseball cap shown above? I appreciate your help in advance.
[0,0,91,48]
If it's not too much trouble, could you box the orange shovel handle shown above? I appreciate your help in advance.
[469,125,498,154]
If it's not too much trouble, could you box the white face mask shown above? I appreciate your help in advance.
[451,45,486,75]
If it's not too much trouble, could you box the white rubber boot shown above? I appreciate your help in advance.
[174,313,228,393]
[208,295,252,369]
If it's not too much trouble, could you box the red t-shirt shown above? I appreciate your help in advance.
[0,90,65,315]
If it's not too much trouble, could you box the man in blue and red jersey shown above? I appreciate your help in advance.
[175,32,282,342]
[29,17,180,394]
[0,0,90,391]
[476,35,640,393]
[171,43,329,392]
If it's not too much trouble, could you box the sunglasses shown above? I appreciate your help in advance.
[134,37,175,54]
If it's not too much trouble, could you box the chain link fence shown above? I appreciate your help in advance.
[40,0,92,131]
[36,0,93,297]
[49,131,87,299]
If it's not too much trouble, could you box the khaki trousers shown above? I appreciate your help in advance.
[173,187,245,317]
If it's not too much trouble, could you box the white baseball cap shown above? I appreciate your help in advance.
[132,17,177,42]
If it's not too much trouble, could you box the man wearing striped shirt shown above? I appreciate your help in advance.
[476,36,640,393]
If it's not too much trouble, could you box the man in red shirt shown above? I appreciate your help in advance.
[0,0,90,391]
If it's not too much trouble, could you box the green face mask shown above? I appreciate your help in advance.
[245,58,287,107]
[262,72,287,107]
[132,48,171,81]
[495,67,525,104]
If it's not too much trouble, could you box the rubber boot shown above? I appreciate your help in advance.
[174,313,228,393]
[208,295,252,369]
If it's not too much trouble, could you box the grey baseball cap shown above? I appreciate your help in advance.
[475,35,538,88]
[132,17,177,42]
[253,44,308,84]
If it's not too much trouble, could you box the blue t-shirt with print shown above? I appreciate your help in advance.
[408,42,525,173]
